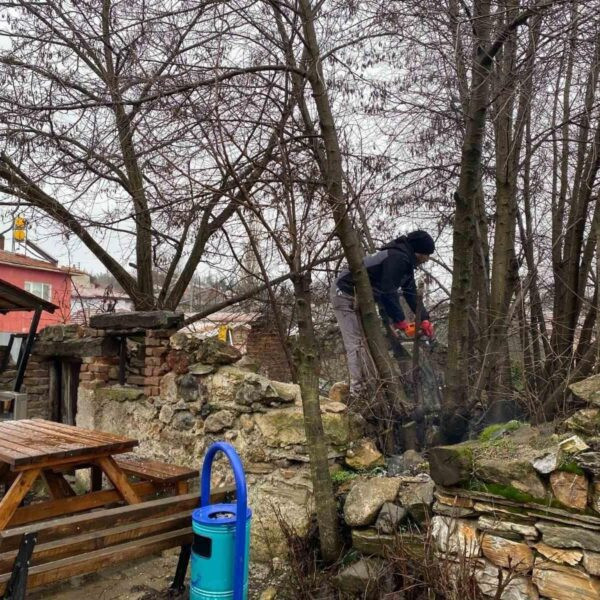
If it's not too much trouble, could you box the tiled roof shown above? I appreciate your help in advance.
[0,250,83,274]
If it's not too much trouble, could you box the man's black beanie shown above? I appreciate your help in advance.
[407,230,435,255]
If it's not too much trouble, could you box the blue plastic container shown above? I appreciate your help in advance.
[190,442,252,600]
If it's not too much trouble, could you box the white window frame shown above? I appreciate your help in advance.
[25,281,52,301]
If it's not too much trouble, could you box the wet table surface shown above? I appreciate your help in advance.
[0,420,141,530]
[0,419,137,469]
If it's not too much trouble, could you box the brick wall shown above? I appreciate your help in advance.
[22,356,51,418]
[246,320,292,383]
[77,328,175,397]
[0,351,51,418]
[79,355,120,389]
[130,329,173,396]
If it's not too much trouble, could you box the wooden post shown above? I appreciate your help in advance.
[14,308,42,393]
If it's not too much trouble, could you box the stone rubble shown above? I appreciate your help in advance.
[338,373,600,598]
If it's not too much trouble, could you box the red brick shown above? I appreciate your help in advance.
[144,376,160,386]
[93,356,119,366]
[145,346,166,357]
[27,369,48,377]
[80,373,93,382]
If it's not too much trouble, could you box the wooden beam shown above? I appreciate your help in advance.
[6,481,161,528]
[0,512,192,573]
[91,465,102,492]
[0,487,233,551]
[10,448,138,472]
[0,529,193,593]
[41,472,75,500]
[0,469,40,530]
[95,456,142,504]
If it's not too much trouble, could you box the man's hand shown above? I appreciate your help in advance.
[390,320,409,338]
[421,320,434,338]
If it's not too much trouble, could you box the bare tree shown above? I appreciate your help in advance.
[0,0,292,309]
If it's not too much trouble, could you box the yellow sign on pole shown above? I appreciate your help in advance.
[13,216,26,242]
[218,325,228,342]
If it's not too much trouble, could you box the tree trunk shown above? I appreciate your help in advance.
[297,0,409,446]
[292,273,342,563]
[442,0,493,442]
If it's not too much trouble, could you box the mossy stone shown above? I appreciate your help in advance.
[428,443,475,487]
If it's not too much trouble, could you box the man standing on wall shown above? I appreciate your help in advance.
[331,230,436,396]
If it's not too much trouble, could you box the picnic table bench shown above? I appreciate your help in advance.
[0,419,220,597]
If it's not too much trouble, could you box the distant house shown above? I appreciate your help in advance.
[70,273,134,325]
[0,247,79,333]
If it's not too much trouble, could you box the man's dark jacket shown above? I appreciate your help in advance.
[335,237,429,323]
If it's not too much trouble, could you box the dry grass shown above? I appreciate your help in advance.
[270,506,519,599]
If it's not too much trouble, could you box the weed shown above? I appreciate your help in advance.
[269,504,337,600]
[557,459,585,476]
[386,519,518,599]
[478,420,522,443]
[330,469,358,485]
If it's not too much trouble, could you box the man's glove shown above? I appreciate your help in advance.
[421,320,434,338]
[394,320,409,331]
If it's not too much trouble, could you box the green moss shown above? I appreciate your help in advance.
[479,420,523,443]
[331,469,358,485]
[557,459,585,476]
[468,479,542,504]
[467,479,585,512]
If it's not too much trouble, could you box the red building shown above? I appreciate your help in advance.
[0,249,76,333]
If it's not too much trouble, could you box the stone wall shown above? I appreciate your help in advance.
[333,376,600,598]
[76,330,366,562]
[425,375,600,598]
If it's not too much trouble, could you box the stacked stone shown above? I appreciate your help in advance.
[428,488,600,599]
[77,331,366,563]
[333,470,434,598]
[425,377,600,600]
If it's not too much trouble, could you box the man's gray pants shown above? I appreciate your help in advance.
[330,283,376,393]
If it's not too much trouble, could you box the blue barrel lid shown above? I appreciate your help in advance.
[193,502,252,526]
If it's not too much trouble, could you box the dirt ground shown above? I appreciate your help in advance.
[28,549,281,600]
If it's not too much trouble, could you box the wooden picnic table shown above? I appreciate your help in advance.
[0,419,143,530]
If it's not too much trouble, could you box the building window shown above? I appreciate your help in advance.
[25,281,52,301]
